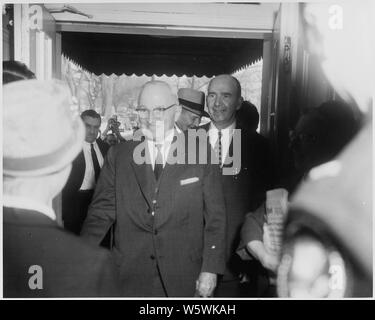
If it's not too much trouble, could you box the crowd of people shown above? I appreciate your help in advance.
[2,2,372,298]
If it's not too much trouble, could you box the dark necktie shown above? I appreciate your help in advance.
[91,143,100,182]
[154,144,163,181]
[215,130,222,166]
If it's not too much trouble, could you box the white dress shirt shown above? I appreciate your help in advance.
[208,121,236,166]
[3,194,56,221]
[80,140,104,190]
[147,130,175,170]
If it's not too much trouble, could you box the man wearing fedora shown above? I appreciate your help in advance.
[3,79,120,297]
[175,88,209,132]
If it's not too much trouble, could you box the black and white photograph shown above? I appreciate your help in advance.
[2,0,373,301]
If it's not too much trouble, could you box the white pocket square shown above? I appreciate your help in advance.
[180,177,199,186]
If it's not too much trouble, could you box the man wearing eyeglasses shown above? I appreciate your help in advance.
[81,80,226,297]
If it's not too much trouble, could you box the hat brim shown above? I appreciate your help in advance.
[182,105,210,119]
[3,117,85,177]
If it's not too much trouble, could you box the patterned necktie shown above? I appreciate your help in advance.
[214,130,222,166]
[154,144,163,181]
[91,143,100,182]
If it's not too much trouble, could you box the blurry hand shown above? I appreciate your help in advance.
[195,272,217,297]
[260,251,279,272]
[262,223,281,272]
[263,223,280,254]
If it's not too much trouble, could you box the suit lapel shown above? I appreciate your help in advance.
[70,151,85,191]
[201,121,242,174]
[201,122,224,169]
[130,141,156,211]
[154,164,181,228]
[153,131,186,228]
[97,138,109,157]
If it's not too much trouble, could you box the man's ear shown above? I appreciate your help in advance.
[174,104,182,122]
[236,96,244,111]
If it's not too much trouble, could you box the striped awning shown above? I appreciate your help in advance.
[62,32,263,77]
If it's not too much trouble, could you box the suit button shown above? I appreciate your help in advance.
[150,255,155,260]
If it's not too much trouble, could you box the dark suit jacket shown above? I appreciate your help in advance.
[63,138,109,196]
[62,138,109,231]
[81,131,227,297]
[200,122,272,279]
[3,207,120,297]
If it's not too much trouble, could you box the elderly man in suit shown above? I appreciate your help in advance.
[81,80,226,297]
[201,74,272,297]
[3,79,120,297]
[62,109,109,235]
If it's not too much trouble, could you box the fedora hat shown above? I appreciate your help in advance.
[3,79,85,177]
[177,88,210,118]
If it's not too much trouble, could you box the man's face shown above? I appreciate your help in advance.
[176,108,201,131]
[207,75,242,129]
[82,116,101,143]
[138,83,177,141]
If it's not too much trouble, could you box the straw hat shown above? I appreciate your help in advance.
[177,88,209,118]
[3,79,85,177]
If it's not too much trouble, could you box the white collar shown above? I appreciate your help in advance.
[83,140,97,147]
[3,194,56,221]
[209,120,236,133]
[152,129,175,146]
[146,129,176,167]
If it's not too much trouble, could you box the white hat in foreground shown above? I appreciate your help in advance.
[3,79,85,177]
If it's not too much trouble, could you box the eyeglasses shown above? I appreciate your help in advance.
[136,103,176,119]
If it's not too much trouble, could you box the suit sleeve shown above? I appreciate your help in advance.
[80,146,117,245]
[97,138,110,157]
[94,250,121,297]
[201,162,227,275]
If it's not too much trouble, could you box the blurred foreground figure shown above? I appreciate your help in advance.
[3,80,120,297]
[288,100,359,191]
[3,60,35,84]
[238,100,358,296]
[277,2,373,298]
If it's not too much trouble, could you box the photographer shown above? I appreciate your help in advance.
[101,115,125,146]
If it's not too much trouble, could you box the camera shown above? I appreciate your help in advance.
[108,117,120,129]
